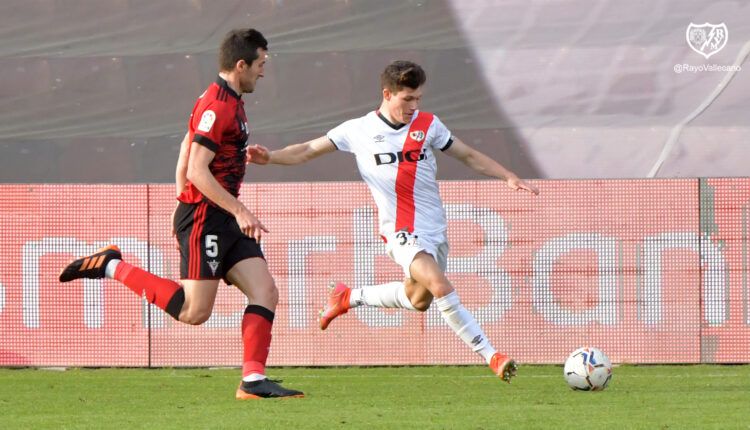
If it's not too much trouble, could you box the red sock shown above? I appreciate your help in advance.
[114,261,184,320]
[241,305,274,378]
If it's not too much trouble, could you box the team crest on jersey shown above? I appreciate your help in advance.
[409,130,425,142]
[197,110,216,133]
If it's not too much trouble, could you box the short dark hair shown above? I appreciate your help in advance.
[380,60,426,93]
[218,28,268,71]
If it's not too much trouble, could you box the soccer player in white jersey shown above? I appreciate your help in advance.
[247,60,539,382]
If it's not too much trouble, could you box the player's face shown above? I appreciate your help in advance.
[384,86,423,124]
[240,48,267,93]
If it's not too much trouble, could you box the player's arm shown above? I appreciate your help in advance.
[187,143,268,241]
[246,136,336,165]
[175,132,190,197]
[444,137,539,195]
[170,132,191,236]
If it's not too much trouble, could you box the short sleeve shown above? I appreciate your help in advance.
[429,115,453,151]
[191,101,230,153]
[326,120,353,153]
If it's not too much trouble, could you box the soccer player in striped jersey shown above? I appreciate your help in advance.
[247,60,539,382]
[59,29,302,399]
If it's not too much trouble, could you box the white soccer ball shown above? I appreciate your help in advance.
[563,347,613,391]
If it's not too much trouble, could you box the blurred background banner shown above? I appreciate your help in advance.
[0,0,748,182]
[1,179,748,366]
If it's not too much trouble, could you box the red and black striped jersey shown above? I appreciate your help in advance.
[178,76,249,205]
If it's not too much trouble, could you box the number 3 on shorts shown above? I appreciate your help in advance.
[395,231,418,247]
[205,234,219,258]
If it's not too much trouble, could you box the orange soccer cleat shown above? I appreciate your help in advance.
[59,245,122,282]
[490,352,518,383]
[319,282,352,330]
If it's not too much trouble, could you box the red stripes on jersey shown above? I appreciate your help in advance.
[394,112,434,233]
[188,202,208,278]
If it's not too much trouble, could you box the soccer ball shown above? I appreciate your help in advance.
[563,347,613,391]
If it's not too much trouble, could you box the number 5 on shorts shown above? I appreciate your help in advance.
[205,234,219,258]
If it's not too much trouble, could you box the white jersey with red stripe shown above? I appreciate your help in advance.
[327,110,453,238]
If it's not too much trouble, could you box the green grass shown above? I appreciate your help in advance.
[1,365,749,429]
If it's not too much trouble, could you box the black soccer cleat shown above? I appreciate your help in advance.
[59,245,122,282]
[235,379,304,399]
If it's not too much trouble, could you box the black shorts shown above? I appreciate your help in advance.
[174,201,264,283]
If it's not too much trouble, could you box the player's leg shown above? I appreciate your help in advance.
[177,279,220,325]
[403,277,434,311]
[319,232,427,330]
[224,242,303,399]
[159,200,220,323]
[326,276,432,315]
[408,252,517,382]
[59,245,189,321]
[349,278,420,309]
[319,278,421,330]
[227,257,276,383]
[59,202,237,324]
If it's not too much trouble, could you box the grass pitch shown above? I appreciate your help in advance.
[1,365,749,429]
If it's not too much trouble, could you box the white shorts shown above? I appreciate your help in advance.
[384,230,449,278]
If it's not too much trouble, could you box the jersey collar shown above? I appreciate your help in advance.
[215,75,242,100]
[375,110,407,130]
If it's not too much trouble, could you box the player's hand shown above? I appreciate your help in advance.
[506,176,539,195]
[246,144,270,165]
[235,207,269,242]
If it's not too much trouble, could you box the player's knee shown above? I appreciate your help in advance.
[265,280,279,306]
[180,309,212,325]
[411,297,432,312]
[428,280,453,298]
[253,279,279,307]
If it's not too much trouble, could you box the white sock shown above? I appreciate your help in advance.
[434,291,497,363]
[104,259,121,279]
[242,373,266,382]
[349,281,416,310]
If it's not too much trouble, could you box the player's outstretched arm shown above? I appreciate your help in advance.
[444,137,539,195]
[246,136,336,166]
